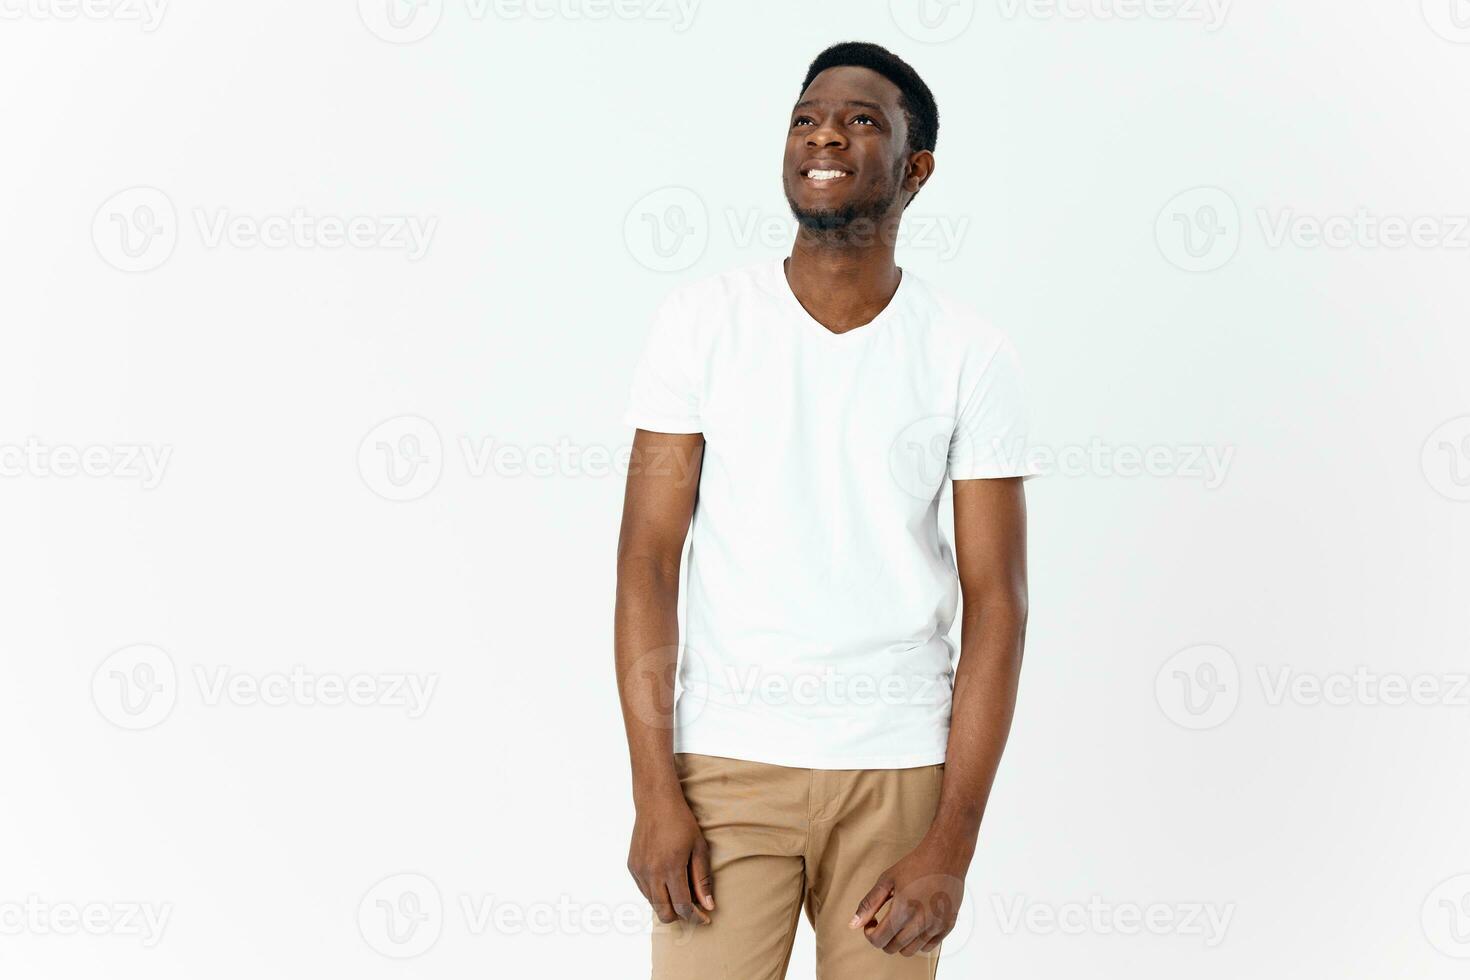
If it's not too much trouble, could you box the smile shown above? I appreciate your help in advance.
[803,169,851,182]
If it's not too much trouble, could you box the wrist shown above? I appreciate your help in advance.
[632,777,686,811]
[920,811,982,867]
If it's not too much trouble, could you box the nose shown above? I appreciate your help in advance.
[806,116,847,150]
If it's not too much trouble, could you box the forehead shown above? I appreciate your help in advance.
[796,65,904,115]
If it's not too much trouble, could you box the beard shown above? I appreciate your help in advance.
[785,158,907,243]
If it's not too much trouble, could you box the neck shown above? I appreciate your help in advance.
[784,229,903,335]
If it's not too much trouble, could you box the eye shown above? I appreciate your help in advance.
[792,116,814,127]
[852,114,877,126]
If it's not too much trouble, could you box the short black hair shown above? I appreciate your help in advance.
[799,41,938,155]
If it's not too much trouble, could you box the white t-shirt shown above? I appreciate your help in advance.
[624,258,1037,769]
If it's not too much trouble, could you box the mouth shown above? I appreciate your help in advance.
[800,165,853,183]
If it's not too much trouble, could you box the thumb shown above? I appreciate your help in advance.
[690,838,716,912]
[850,875,894,930]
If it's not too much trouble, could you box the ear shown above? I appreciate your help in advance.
[905,149,936,200]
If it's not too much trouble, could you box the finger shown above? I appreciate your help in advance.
[666,870,709,925]
[850,877,894,930]
[900,918,943,957]
[898,930,933,958]
[920,937,942,953]
[647,876,682,924]
[885,912,929,955]
[867,897,914,950]
[690,840,716,912]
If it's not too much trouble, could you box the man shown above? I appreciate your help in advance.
[615,41,1036,979]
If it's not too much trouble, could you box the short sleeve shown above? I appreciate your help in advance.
[624,293,703,433]
[947,337,1040,480]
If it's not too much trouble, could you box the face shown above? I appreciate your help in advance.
[783,65,925,233]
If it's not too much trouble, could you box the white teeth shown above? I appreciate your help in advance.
[806,169,847,181]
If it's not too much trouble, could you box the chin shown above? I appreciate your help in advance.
[791,205,857,232]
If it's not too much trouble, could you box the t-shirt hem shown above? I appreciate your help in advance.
[673,739,947,771]
[949,466,1043,481]
[624,411,702,434]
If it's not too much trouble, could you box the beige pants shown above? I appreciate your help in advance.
[652,753,945,980]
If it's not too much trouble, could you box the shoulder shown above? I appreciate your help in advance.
[645,260,778,356]
[655,260,776,318]
[901,272,1019,369]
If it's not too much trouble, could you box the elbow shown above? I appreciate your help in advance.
[615,545,682,594]
[963,586,1028,635]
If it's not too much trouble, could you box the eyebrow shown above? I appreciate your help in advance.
[792,99,887,113]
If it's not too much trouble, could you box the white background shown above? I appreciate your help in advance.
[3,0,1469,977]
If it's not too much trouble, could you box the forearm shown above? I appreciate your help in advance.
[614,555,685,804]
[925,595,1027,862]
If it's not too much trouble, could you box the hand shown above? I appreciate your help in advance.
[626,792,714,926]
[850,841,967,956]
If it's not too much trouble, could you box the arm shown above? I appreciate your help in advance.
[615,428,714,927]
[853,476,1029,956]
